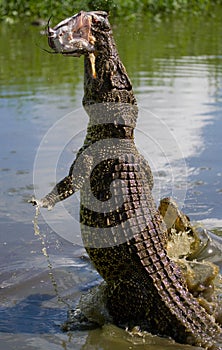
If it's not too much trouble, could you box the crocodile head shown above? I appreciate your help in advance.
[47,11,109,57]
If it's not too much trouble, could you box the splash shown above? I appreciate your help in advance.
[32,205,71,308]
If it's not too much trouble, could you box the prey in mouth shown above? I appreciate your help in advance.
[47,11,108,78]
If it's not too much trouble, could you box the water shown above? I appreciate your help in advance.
[0,8,222,350]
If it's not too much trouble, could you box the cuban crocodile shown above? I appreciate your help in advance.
[30,11,222,349]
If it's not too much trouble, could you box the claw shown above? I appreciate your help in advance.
[28,197,38,206]
[28,197,46,208]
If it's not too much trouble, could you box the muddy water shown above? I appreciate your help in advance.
[0,8,222,350]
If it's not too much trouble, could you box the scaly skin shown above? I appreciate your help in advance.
[30,11,222,349]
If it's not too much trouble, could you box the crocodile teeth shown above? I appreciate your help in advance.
[89,53,96,78]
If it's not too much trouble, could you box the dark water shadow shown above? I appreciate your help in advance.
[0,293,66,334]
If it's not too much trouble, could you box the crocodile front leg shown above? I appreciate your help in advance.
[29,153,93,209]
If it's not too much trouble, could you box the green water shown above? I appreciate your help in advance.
[0,8,222,350]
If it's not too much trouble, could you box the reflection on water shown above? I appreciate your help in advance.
[136,56,222,222]
[0,7,222,350]
[0,325,202,350]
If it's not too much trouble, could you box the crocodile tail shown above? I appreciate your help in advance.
[134,228,222,348]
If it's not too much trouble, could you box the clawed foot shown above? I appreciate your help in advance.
[28,196,39,206]
[28,196,54,210]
